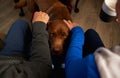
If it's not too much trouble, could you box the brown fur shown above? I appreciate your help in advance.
[14,0,72,55]
[14,0,27,8]
[47,20,70,54]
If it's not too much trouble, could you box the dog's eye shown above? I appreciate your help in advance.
[50,33,55,37]
[63,35,67,39]
[61,32,67,39]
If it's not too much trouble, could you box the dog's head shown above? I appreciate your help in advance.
[47,20,70,55]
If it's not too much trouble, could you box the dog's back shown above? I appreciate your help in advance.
[32,0,72,21]
[46,1,72,21]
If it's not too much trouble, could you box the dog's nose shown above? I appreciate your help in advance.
[53,47,62,54]
[54,47,61,52]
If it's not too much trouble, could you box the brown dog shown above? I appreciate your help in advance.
[14,0,72,55]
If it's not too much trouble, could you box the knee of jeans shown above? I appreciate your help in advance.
[14,19,29,30]
[85,29,98,35]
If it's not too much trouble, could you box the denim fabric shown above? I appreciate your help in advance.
[83,29,105,57]
[0,19,32,58]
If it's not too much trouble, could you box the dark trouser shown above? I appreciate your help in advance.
[0,19,32,58]
[83,29,105,57]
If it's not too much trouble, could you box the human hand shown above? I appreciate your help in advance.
[63,20,79,30]
[32,11,49,24]
[115,0,120,23]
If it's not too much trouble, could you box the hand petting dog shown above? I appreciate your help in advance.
[63,20,79,30]
[32,11,49,24]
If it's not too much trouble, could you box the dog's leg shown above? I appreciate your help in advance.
[14,0,26,16]
[14,0,27,8]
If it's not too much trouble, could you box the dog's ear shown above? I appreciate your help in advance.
[47,21,52,31]
[27,0,37,13]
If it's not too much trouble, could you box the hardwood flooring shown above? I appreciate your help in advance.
[0,0,120,48]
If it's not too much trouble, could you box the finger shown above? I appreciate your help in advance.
[43,13,49,17]
[34,12,40,17]
[68,20,72,24]
[63,20,70,26]
[42,13,49,20]
[40,11,46,15]
[38,11,42,13]
[40,12,48,17]
[33,12,37,16]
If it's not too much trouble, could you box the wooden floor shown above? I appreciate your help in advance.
[0,0,120,48]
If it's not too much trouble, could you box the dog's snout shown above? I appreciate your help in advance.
[52,45,63,54]
[54,46,61,51]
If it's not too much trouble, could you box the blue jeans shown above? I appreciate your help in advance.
[0,19,32,58]
[83,29,105,57]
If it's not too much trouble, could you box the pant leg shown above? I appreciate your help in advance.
[0,19,32,58]
[83,29,105,57]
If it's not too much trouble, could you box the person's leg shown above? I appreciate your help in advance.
[83,29,105,57]
[0,19,32,58]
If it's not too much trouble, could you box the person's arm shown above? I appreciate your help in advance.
[64,20,85,78]
[22,11,52,78]
[63,20,84,60]
[65,26,84,62]
[116,0,120,23]
[30,11,51,65]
